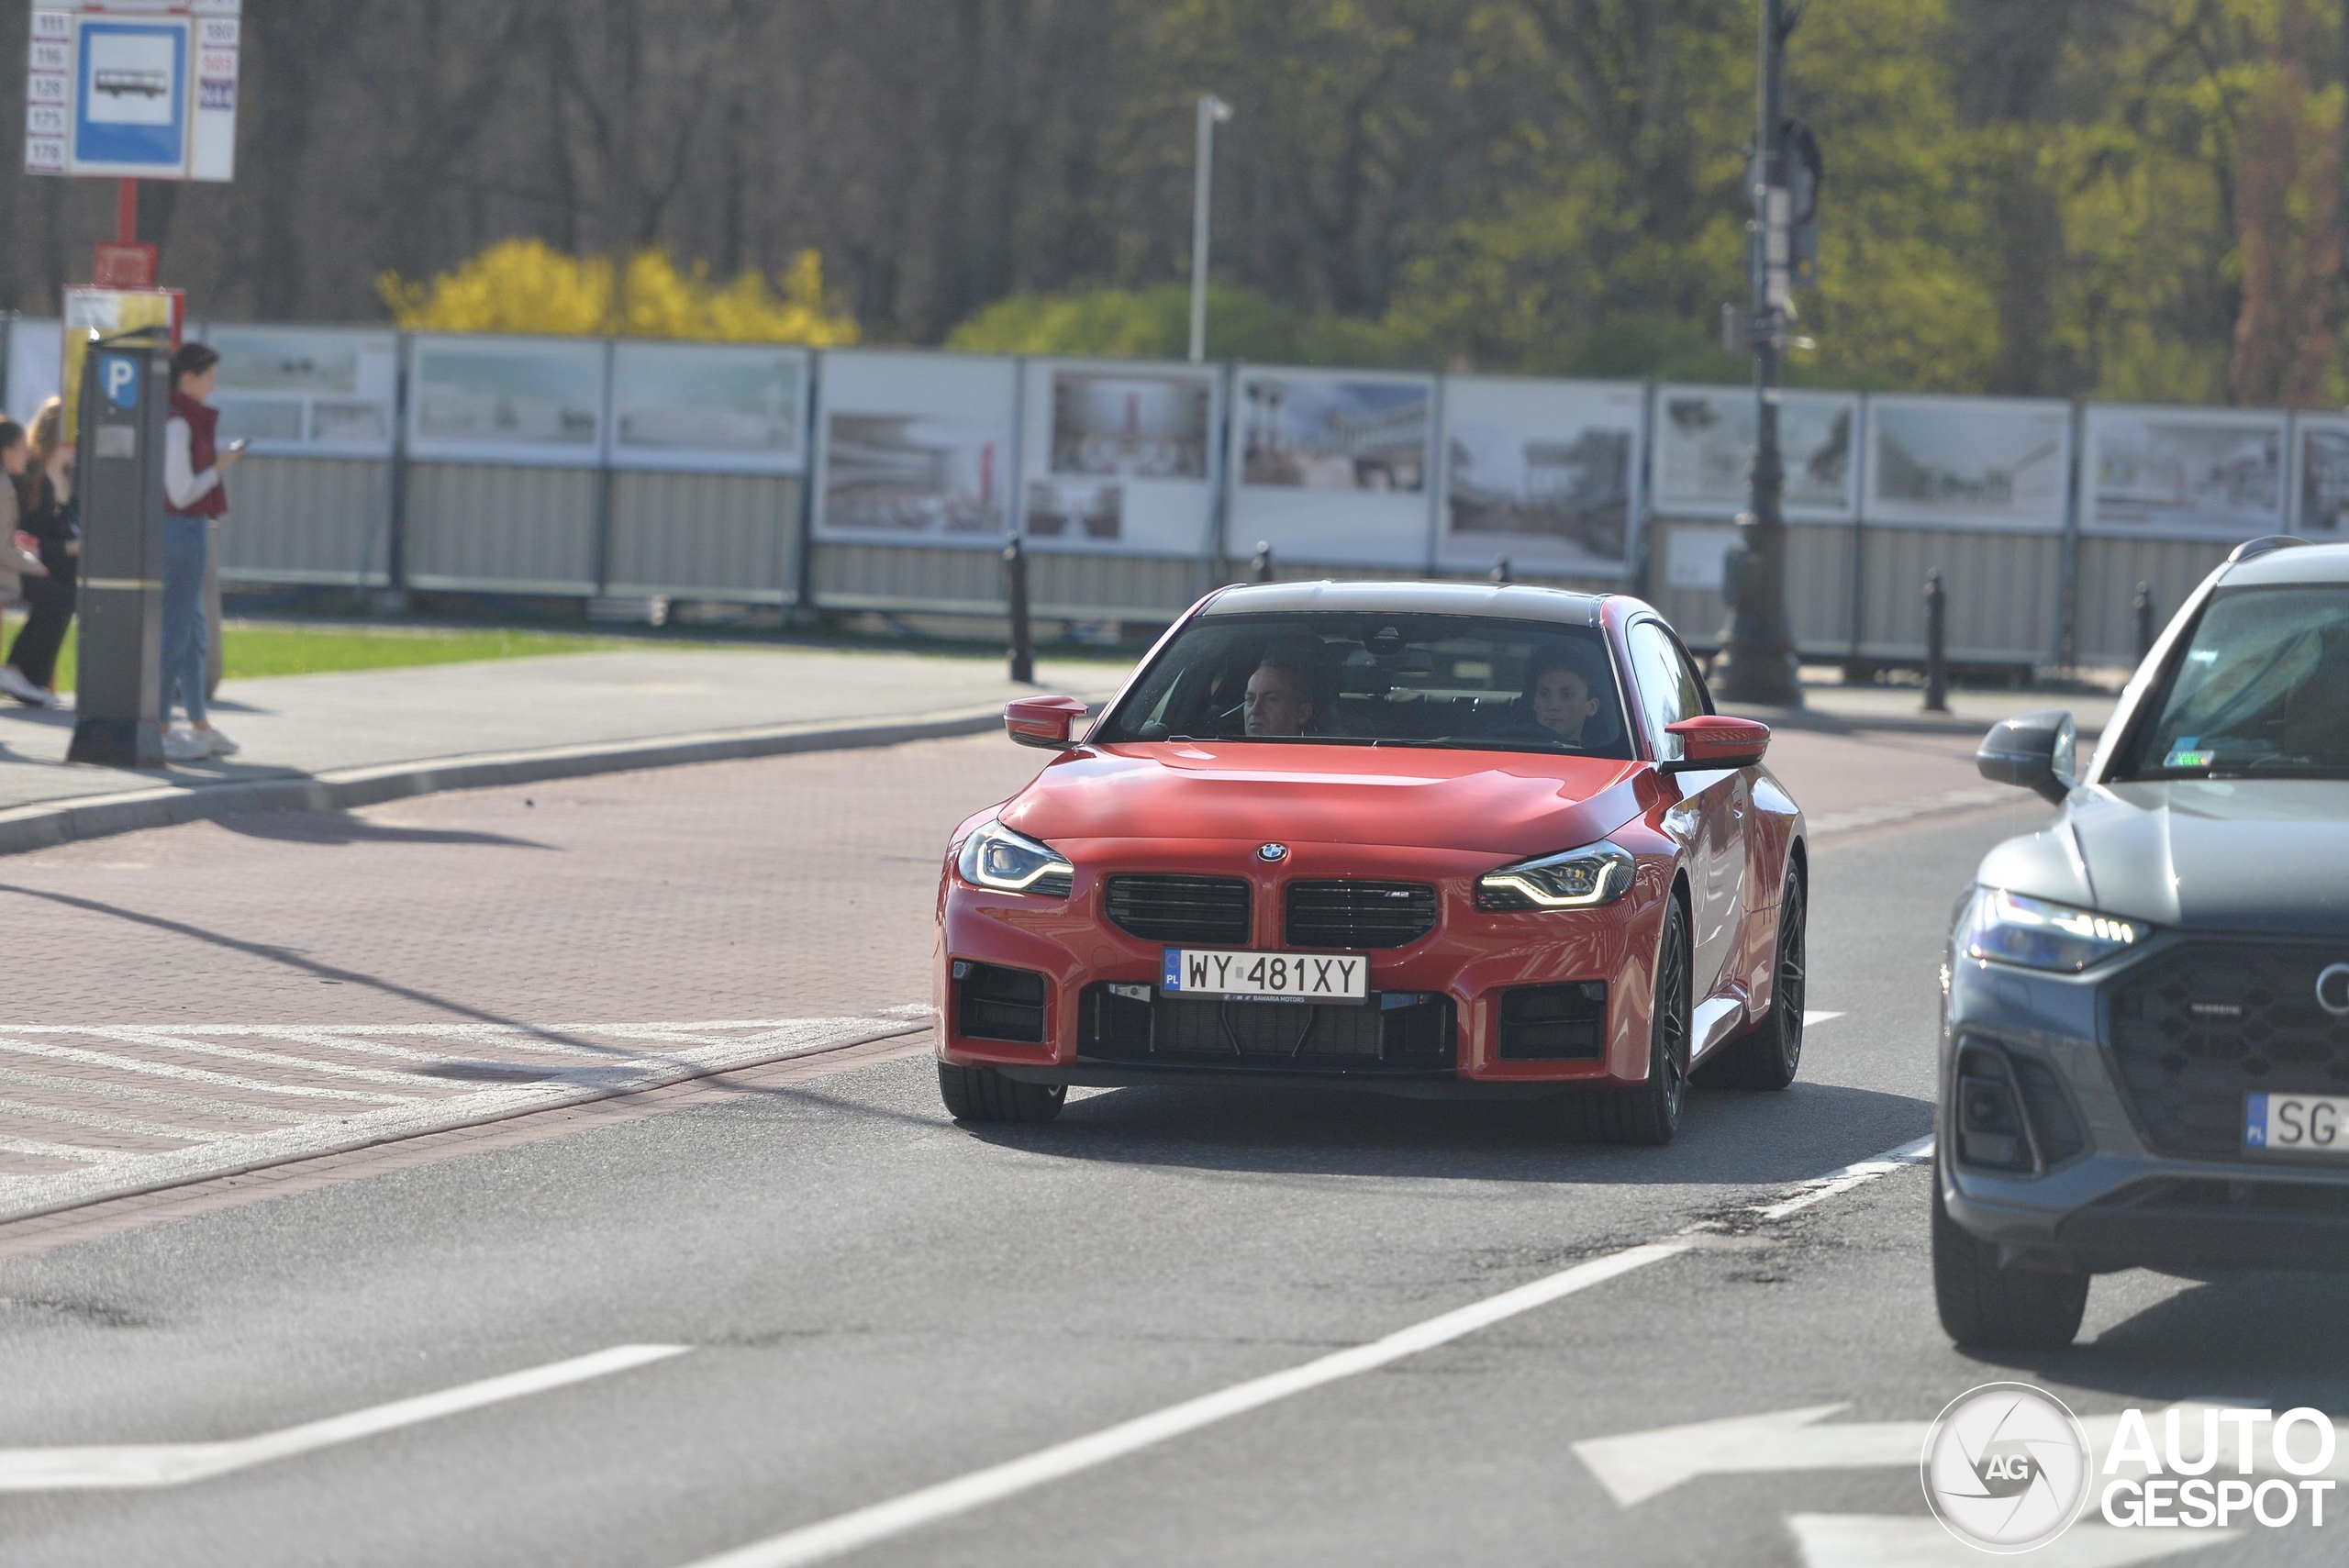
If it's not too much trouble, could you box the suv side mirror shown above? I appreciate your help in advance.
[1976,710,2076,805]
[1661,715,1771,773]
[1005,695,1090,751]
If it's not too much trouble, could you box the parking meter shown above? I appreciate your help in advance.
[66,326,172,770]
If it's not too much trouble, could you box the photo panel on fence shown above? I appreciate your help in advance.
[405,333,610,467]
[813,349,1018,546]
[1650,384,1859,522]
[610,340,810,474]
[1019,357,1219,556]
[2082,405,2290,540]
[5,319,61,426]
[199,323,399,458]
[1862,394,2072,531]
[2292,413,2349,539]
[1227,365,1436,568]
[1437,376,1645,575]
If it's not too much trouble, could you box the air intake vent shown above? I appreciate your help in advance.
[1285,881,1438,951]
[1104,874,1251,946]
[953,962,1047,1044]
[1497,983,1608,1060]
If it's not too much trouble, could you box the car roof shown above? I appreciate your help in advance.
[2221,539,2349,587]
[1199,580,1609,628]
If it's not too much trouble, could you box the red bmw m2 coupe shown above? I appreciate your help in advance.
[935,581,1808,1144]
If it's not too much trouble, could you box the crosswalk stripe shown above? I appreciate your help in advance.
[0,1039,416,1104]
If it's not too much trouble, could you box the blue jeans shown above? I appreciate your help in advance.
[161,513,209,727]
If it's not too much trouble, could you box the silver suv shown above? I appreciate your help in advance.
[1937,536,2349,1348]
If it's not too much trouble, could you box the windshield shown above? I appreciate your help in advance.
[2121,584,2349,781]
[1093,611,1636,758]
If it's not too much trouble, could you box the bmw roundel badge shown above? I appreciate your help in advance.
[1257,843,1289,863]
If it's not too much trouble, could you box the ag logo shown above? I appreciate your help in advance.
[1921,1383,2091,1552]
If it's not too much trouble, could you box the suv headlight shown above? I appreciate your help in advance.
[956,819,1074,897]
[1963,887,2143,973]
[1477,841,1634,911]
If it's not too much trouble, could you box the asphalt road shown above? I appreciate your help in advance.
[0,733,2342,1567]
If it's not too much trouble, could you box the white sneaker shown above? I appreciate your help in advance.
[0,666,47,706]
[200,728,239,757]
[162,727,212,763]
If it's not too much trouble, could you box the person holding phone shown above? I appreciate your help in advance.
[161,341,240,763]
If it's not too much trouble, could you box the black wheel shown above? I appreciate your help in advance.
[1704,866,1807,1091]
[937,1062,1065,1124]
[1932,1170,2088,1350]
[1591,898,1691,1146]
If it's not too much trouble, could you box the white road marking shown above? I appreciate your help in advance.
[674,1133,1938,1568]
[0,1097,213,1142]
[1789,1515,2231,1568]
[0,1135,95,1162]
[0,1015,927,1225]
[1579,1400,2349,1508]
[1809,784,2018,839]
[0,1343,688,1491]
[0,1038,413,1104]
[1802,1010,1843,1028]
[0,1065,334,1124]
[1745,1135,1933,1222]
[71,1027,440,1088]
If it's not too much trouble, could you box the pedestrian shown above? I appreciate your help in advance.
[0,419,33,610]
[162,342,240,762]
[1,401,75,709]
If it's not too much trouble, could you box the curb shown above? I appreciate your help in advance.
[0,703,1029,859]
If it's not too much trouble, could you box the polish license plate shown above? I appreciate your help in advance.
[2244,1093,2349,1156]
[1161,949,1368,1001]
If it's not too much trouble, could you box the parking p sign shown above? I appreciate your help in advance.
[102,352,140,411]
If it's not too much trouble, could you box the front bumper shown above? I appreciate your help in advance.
[1940,930,2349,1274]
[935,835,1678,1090]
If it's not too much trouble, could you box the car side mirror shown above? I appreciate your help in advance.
[1661,715,1771,773]
[1976,709,2076,805]
[1005,695,1089,751]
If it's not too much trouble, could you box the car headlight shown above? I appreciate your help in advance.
[1477,841,1634,911]
[1963,887,2143,973]
[956,819,1074,897]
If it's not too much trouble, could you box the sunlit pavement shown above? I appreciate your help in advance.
[0,728,2333,1567]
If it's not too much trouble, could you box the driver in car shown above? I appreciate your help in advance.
[1242,653,1319,737]
[1527,645,1604,747]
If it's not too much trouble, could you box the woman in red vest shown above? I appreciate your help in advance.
[163,343,241,763]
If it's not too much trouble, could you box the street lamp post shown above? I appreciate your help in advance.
[1715,0,1804,708]
[1189,95,1233,364]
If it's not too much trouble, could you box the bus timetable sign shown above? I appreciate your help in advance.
[24,1,240,182]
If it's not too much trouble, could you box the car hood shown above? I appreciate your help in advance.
[1976,778,2349,935]
[1000,741,1650,860]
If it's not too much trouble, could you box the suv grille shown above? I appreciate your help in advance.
[1104,874,1251,946]
[1284,881,1438,950]
[2105,942,2349,1159]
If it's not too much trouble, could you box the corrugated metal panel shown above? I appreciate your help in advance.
[2071,537,2231,666]
[1029,552,1209,618]
[1855,527,2060,665]
[215,456,391,586]
[812,543,1005,613]
[405,463,600,593]
[606,472,797,601]
[1647,518,1854,655]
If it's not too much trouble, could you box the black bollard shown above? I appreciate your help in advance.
[2132,581,2156,663]
[1922,570,1950,714]
[1252,540,1275,583]
[1491,555,1512,585]
[1005,537,1034,685]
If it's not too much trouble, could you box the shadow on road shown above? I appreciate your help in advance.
[950,1077,1932,1188]
[210,811,551,849]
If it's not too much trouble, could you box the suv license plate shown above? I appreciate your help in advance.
[1162,949,1367,1001]
[2244,1092,2349,1156]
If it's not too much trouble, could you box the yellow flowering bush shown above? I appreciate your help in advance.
[379,241,860,345]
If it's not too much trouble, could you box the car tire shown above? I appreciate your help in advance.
[1703,866,1807,1091]
[937,1062,1066,1124]
[1932,1170,2088,1350]
[1591,898,1691,1147]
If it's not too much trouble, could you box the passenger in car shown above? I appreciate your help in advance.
[1525,645,1605,747]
